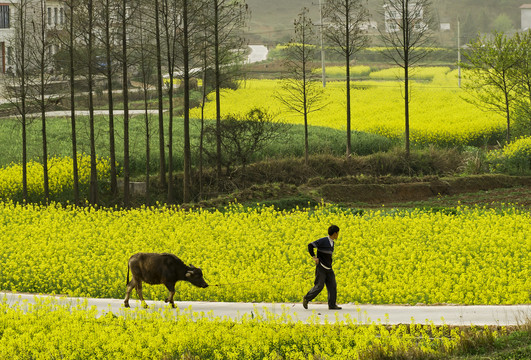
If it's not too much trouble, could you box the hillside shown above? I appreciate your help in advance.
[245,0,526,45]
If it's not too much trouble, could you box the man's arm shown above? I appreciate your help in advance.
[308,241,319,264]
[308,242,316,257]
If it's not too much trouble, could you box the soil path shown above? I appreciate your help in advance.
[2,292,529,326]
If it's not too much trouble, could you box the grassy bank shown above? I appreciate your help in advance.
[0,114,393,179]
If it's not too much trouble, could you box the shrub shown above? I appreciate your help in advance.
[488,137,531,175]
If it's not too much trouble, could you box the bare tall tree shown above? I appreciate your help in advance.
[461,32,519,143]
[76,0,98,204]
[175,0,206,202]
[28,0,57,204]
[276,8,326,166]
[4,0,33,203]
[323,0,369,157]
[379,0,433,158]
[161,0,179,203]
[65,0,80,204]
[198,21,210,200]
[154,0,166,189]
[208,0,248,183]
[135,1,156,205]
[180,0,192,203]
[96,0,120,197]
[120,0,131,207]
[513,30,531,137]
[88,0,97,205]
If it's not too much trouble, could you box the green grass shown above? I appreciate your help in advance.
[0,114,394,177]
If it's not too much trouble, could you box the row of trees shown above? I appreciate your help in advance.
[18,0,524,207]
[278,0,433,164]
[5,0,248,207]
[462,30,531,142]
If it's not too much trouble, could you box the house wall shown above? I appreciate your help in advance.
[522,8,531,30]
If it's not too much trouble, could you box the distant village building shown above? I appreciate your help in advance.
[440,22,451,31]
[0,1,15,74]
[0,0,64,74]
[383,1,427,33]
[359,20,378,31]
[521,4,531,30]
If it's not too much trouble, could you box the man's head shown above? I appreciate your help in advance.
[328,225,340,240]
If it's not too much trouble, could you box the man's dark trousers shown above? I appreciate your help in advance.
[304,265,337,307]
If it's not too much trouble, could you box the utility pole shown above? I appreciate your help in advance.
[457,17,461,88]
[319,0,326,87]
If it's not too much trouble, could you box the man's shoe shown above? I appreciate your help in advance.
[302,297,308,309]
[329,305,342,310]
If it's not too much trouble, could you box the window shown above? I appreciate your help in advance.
[47,7,52,25]
[387,22,399,32]
[60,8,64,25]
[54,7,58,25]
[0,5,9,29]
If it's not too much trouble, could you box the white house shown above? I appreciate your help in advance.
[521,4,531,30]
[0,0,64,74]
[383,1,426,33]
[0,1,16,74]
[440,22,451,31]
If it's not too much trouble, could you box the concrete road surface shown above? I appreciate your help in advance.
[247,45,268,64]
[2,292,529,326]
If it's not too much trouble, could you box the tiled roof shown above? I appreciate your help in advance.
[520,4,531,8]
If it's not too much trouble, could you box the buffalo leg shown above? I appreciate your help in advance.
[124,279,136,308]
[136,282,148,308]
[164,283,176,308]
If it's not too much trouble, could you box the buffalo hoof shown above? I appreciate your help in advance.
[124,302,130,308]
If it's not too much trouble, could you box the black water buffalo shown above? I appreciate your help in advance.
[124,252,208,308]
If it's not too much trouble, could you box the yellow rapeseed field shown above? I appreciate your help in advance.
[0,155,112,200]
[191,71,504,147]
[0,203,528,305]
[0,297,473,359]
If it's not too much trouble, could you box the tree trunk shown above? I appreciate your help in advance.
[303,39,309,166]
[105,0,117,197]
[214,1,222,184]
[139,7,151,206]
[199,31,208,200]
[346,54,351,158]
[18,2,28,203]
[182,0,191,203]
[141,62,150,206]
[505,93,511,143]
[345,4,351,158]
[69,1,79,205]
[404,66,410,159]
[154,0,166,188]
[40,0,49,205]
[88,0,98,205]
[163,0,175,203]
[122,0,130,208]
[403,1,410,160]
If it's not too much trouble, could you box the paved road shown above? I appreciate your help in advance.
[2,292,529,326]
[247,45,269,64]
[29,110,163,117]
[0,109,165,119]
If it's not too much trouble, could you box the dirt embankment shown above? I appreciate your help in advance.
[197,174,531,209]
[315,175,531,204]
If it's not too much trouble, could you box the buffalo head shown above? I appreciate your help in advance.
[185,265,209,288]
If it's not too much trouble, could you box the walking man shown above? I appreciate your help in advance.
[303,225,342,310]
